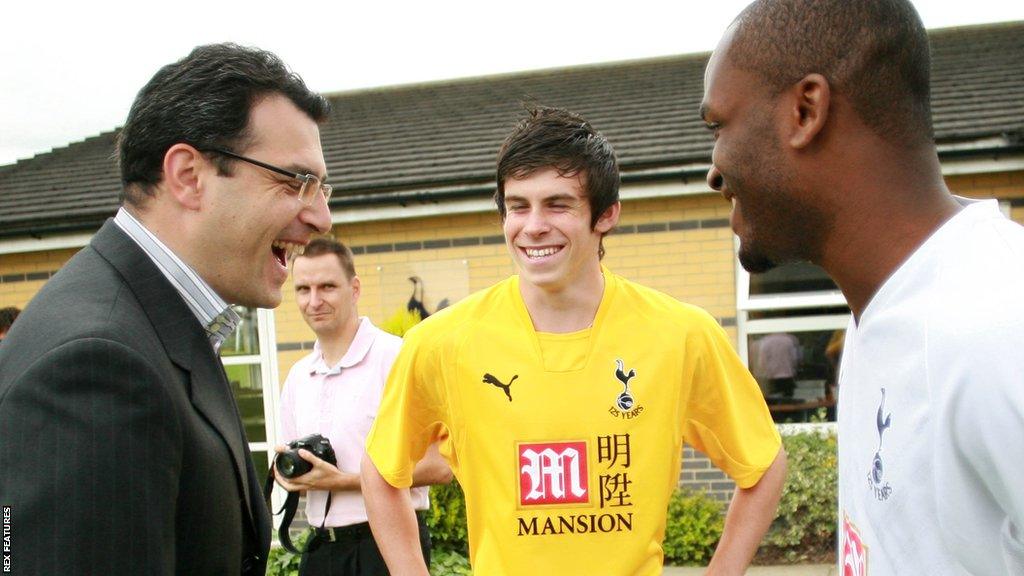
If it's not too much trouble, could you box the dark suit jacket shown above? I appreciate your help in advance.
[0,221,271,575]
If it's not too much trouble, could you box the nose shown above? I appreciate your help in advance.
[706,164,723,191]
[301,190,333,234]
[522,208,551,236]
[307,287,323,308]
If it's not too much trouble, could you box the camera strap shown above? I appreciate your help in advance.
[263,468,334,555]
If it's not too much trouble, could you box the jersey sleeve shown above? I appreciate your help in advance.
[364,324,448,488]
[935,322,1024,571]
[680,313,781,489]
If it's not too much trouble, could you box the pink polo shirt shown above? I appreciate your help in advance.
[279,317,429,527]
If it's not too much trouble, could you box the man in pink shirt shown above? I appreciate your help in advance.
[275,237,451,575]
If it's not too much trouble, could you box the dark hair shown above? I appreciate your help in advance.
[117,43,331,207]
[298,237,356,279]
[0,306,19,334]
[730,0,933,147]
[495,106,620,233]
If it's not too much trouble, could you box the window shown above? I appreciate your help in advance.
[735,244,850,425]
[220,306,281,483]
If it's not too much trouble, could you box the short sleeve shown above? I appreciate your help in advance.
[365,324,448,488]
[681,314,781,488]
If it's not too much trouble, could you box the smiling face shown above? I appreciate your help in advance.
[196,94,332,308]
[293,253,360,339]
[502,167,619,294]
[701,27,824,273]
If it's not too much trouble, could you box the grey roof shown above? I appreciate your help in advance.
[2,21,1022,239]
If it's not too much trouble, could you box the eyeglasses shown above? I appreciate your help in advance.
[203,147,332,205]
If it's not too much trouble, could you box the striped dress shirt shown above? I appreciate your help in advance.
[113,208,240,352]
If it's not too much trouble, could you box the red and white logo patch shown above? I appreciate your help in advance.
[842,514,868,576]
[518,441,589,506]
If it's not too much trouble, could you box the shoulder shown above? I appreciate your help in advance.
[611,273,721,332]
[928,209,1024,334]
[283,349,319,382]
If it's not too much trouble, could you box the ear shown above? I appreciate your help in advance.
[162,143,206,211]
[593,201,621,234]
[787,73,831,149]
[350,275,362,304]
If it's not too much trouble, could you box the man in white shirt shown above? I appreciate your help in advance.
[275,237,451,576]
[702,1,1024,574]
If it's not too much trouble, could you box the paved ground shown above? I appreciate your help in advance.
[663,564,836,575]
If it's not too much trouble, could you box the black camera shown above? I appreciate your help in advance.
[275,433,337,479]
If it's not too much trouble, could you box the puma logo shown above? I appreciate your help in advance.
[482,373,517,402]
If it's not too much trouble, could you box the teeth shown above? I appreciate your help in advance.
[525,247,559,258]
[272,240,305,259]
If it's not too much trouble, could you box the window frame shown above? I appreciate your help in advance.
[733,237,847,429]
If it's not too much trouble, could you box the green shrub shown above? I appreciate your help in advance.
[662,489,726,565]
[265,530,310,576]
[430,549,473,575]
[426,479,470,555]
[760,428,838,562]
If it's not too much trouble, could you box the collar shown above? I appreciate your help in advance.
[309,317,378,375]
[113,207,239,351]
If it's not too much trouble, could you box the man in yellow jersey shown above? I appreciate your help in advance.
[361,107,786,575]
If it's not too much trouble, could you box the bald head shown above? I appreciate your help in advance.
[728,0,933,148]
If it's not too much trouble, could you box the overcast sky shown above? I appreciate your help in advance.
[2,0,1022,167]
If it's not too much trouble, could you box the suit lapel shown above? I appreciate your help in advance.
[90,220,260,538]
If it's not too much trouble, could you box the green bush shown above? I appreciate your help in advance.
[662,489,726,565]
[430,549,473,575]
[426,479,470,555]
[266,530,309,576]
[760,428,838,562]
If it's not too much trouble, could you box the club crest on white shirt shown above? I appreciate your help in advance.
[867,388,893,501]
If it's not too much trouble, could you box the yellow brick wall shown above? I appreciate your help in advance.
[0,248,80,309]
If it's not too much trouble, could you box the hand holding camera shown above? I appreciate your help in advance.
[273,434,340,491]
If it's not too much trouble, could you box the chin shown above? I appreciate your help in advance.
[738,246,777,274]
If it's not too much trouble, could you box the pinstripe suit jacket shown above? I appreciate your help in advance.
[0,220,271,575]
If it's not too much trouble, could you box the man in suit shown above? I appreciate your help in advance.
[0,43,332,575]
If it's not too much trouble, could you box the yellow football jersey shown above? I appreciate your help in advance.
[366,269,780,575]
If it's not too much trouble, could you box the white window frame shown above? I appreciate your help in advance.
[220,308,283,512]
[734,237,847,429]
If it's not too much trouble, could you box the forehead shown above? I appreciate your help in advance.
[243,93,327,177]
[293,253,348,281]
[701,27,755,117]
[503,166,587,202]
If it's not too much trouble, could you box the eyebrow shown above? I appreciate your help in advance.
[698,103,709,122]
[284,163,329,182]
[503,193,579,204]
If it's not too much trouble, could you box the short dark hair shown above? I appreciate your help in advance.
[298,237,356,279]
[495,106,620,230]
[117,43,331,207]
[0,306,19,334]
[730,0,933,147]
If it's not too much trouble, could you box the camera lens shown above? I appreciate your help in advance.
[275,451,312,479]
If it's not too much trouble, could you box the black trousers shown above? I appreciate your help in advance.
[299,515,432,576]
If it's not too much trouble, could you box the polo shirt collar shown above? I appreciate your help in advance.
[309,317,377,375]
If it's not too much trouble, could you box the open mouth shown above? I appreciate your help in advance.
[271,240,304,267]
[523,246,562,259]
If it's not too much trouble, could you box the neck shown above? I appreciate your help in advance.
[317,316,361,366]
[815,149,960,321]
[520,267,605,333]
